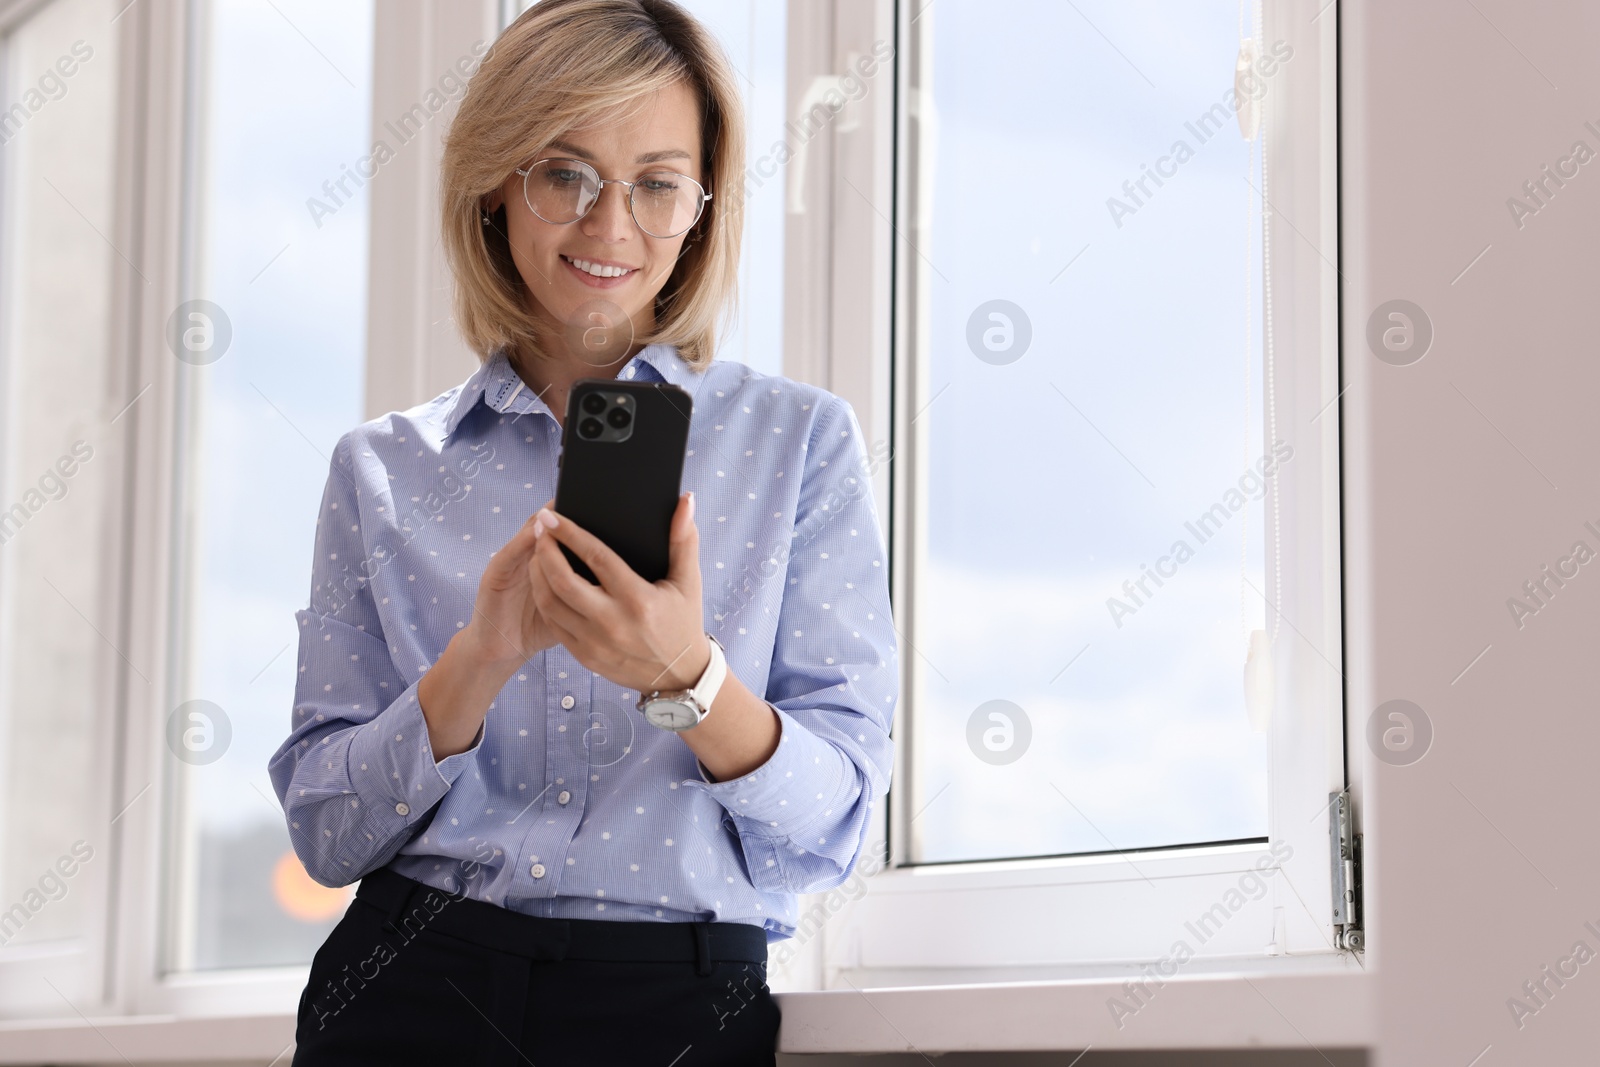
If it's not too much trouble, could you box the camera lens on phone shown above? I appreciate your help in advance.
[606,407,631,429]
[581,393,607,415]
[578,417,604,438]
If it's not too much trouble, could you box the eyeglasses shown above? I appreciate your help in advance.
[514,157,712,240]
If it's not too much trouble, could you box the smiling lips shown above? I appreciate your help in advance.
[562,254,638,288]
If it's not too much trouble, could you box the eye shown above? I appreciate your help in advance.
[637,172,684,199]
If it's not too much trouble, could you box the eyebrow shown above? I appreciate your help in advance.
[545,139,693,165]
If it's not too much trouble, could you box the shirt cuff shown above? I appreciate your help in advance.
[438,720,485,776]
[681,702,854,839]
[347,683,483,835]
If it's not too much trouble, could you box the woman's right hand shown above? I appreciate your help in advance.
[459,498,562,671]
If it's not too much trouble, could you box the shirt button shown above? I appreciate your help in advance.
[560,695,575,710]
[530,863,546,878]
[394,802,410,816]
[557,790,571,804]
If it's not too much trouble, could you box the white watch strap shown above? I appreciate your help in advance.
[689,634,727,714]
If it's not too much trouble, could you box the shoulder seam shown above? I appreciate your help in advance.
[806,394,847,465]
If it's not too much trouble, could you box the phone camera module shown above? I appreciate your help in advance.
[571,388,637,443]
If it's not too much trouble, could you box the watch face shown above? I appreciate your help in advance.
[643,697,700,731]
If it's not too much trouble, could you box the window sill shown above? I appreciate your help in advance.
[0,1011,294,1064]
[778,960,1370,1053]
[0,963,1369,1061]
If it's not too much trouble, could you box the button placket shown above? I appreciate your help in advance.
[533,652,590,889]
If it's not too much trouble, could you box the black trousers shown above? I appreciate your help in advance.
[292,867,780,1066]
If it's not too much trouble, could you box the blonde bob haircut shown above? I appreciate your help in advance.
[440,0,745,371]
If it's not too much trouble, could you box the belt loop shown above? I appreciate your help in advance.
[692,923,713,976]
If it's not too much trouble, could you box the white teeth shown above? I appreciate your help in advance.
[567,256,632,278]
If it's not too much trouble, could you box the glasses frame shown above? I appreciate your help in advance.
[514,157,712,240]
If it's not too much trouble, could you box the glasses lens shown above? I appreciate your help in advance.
[631,171,705,238]
[525,159,598,224]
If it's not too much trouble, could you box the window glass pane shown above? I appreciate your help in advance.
[673,0,786,377]
[506,0,786,376]
[909,0,1272,863]
[167,0,373,971]
[0,0,120,949]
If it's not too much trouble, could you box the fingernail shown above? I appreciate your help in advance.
[686,490,695,521]
[535,507,558,531]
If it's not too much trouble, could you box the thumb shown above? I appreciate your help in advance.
[664,490,699,589]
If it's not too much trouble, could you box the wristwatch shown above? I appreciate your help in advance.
[636,633,726,731]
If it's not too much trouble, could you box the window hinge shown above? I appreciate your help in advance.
[1329,790,1364,952]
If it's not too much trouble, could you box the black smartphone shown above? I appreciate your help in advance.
[552,377,693,584]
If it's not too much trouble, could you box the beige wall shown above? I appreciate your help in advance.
[1345,0,1600,1063]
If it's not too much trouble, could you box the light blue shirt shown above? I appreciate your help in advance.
[267,342,898,943]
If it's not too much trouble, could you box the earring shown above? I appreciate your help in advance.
[481,209,492,226]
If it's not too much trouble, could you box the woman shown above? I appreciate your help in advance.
[267,1,898,1063]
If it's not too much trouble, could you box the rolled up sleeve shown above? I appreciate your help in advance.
[683,396,898,894]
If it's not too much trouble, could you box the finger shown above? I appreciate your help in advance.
[663,491,700,592]
[524,554,581,649]
[535,505,648,597]
[534,530,619,621]
[528,497,554,540]
[530,534,607,640]
[542,608,580,653]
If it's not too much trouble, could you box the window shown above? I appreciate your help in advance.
[163,0,374,972]
[831,0,1346,980]
[0,0,1348,1038]
[907,0,1277,866]
[0,0,121,1015]
[139,0,796,1005]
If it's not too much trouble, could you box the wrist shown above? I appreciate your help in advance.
[454,623,524,680]
[659,632,712,692]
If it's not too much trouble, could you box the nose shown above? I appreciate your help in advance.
[581,179,635,242]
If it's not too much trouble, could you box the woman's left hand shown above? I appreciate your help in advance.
[526,491,711,695]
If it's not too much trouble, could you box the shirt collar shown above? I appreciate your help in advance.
[442,341,705,439]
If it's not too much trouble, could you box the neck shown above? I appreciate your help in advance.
[507,338,650,430]
[509,296,660,424]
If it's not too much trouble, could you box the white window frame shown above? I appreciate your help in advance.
[108,0,498,1023]
[774,0,1353,991]
[0,0,138,1019]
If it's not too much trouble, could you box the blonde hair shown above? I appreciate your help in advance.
[439,0,745,370]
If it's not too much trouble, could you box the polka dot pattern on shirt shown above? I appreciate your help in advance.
[267,343,898,945]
